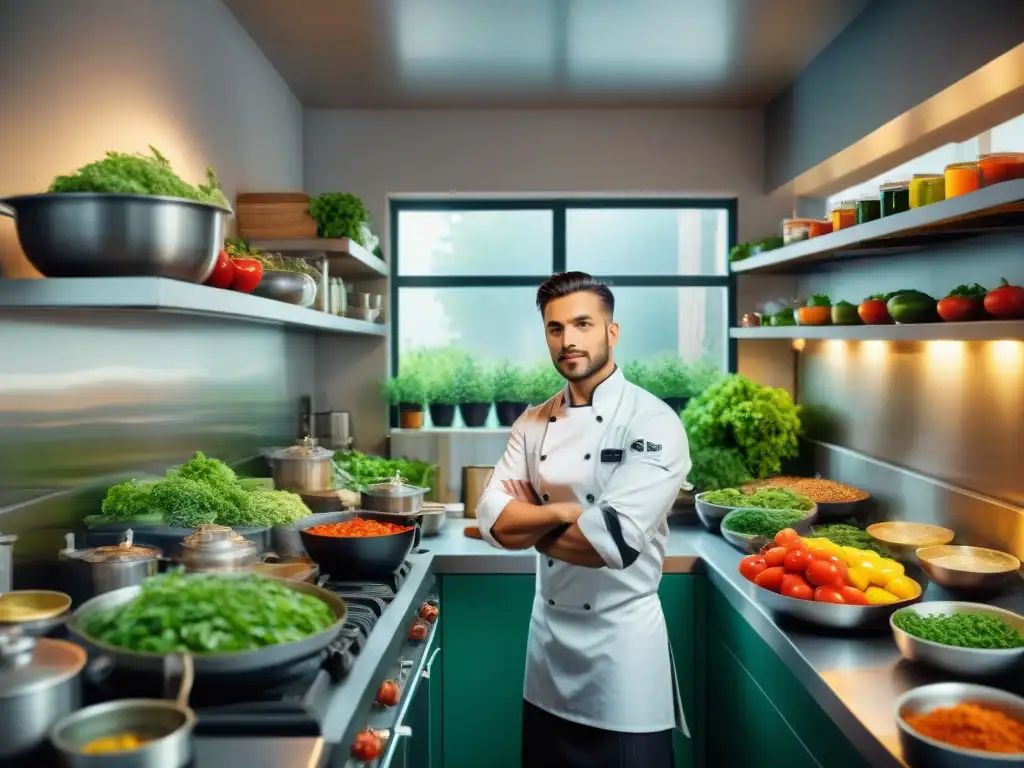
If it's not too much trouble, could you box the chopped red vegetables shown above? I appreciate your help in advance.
[306,517,412,538]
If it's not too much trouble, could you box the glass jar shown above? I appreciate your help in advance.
[829,201,857,231]
[808,220,833,238]
[782,218,815,244]
[944,161,980,198]
[855,196,881,224]
[909,174,945,208]
[977,152,1024,187]
[879,181,910,217]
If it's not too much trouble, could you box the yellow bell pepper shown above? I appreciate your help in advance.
[839,546,870,568]
[864,587,900,605]
[884,575,920,600]
[847,563,874,592]
[877,558,905,576]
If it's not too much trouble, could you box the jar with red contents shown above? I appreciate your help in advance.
[977,152,1024,187]
[829,201,857,231]
[808,220,833,238]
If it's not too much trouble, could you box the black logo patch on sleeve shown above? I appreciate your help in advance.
[600,449,624,463]
[646,441,662,453]
[630,438,645,454]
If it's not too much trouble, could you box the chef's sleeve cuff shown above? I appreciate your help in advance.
[476,490,515,549]
[576,503,641,570]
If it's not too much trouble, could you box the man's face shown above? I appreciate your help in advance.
[542,291,619,382]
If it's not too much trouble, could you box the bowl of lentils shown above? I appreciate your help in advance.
[742,476,869,522]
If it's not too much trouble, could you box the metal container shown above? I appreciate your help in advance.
[0,533,16,593]
[314,411,353,450]
[753,585,921,630]
[895,682,1024,767]
[266,437,336,494]
[251,270,318,307]
[60,531,160,598]
[418,503,448,537]
[361,472,428,516]
[891,601,1024,676]
[461,466,493,520]
[693,493,735,533]
[297,510,416,580]
[0,631,86,761]
[719,506,818,553]
[0,194,229,281]
[178,525,257,573]
[915,545,1021,593]
[867,521,955,563]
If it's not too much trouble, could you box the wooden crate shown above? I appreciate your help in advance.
[236,192,318,239]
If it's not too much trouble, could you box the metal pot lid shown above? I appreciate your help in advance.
[364,471,428,497]
[267,436,334,462]
[0,533,16,545]
[182,524,255,552]
[81,528,160,563]
[0,631,86,698]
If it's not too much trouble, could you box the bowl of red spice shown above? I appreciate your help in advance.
[297,511,417,579]
[895,682,1024,766]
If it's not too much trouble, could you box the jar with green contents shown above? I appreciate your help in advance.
[909,174,945,208]
[879,181,910,217]
[855,196,881,224]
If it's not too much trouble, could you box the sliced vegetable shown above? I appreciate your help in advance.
[984,278,1024,319]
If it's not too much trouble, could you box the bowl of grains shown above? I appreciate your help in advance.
[742,476,870,522]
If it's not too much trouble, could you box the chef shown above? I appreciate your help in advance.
[476,271,691,768]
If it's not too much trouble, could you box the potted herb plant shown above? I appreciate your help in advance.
[426,368,458,428]
[383,368,427,429]
[522,360,563,405]
[453,358,494,427]
[492,360,530,427]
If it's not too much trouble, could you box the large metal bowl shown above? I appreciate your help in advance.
[891,601,1024,676]
[895,682,1024,767]
[752,582,921,629]
[719,506,818,553]
[693,493,739,533]
[251,270,318,307]
[0,193,229,281]
[915,545,1022,593]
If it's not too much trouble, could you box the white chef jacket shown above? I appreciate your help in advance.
[476,367,691,734]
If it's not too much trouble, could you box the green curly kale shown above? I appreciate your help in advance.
[148,477,226,528]
[48,147,229,209]
[686,447,751,491]
[702,487,814,511]
[246,490,312,526]
[101,480,155,521]
[893,610,1024,649]
[169,451,238,493]
[307,192,371,241]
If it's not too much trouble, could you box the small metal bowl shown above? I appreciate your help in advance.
[891,602,1024,677]
[719,506,818,553]
[693,493,735,533]
[895,682,1024,767]
[916,545,1021,593]
[417,503,448,537]
[867,522,955,563]
[251,270,318,307]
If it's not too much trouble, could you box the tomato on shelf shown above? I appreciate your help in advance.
[205,250,235,289]
[409,619,430,642]
[796,295,832,326]
[937,283,987,322]
[984,278,1024,319]
[857,295,891,325]
[230,257,263,293]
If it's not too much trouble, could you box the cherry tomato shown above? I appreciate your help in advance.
[351,730,384,761]
[376,679,401,707]
[780,573,813,601]
[205,249,235,289]
[814,586,846,604]
[806,559,847,588]
[839,586,869,606]
[738,555,768,582]
[763,546,788,568]
[783,548,811,573]
[811,551,844,566]
[754,566,786,593]
[774,528,803,549]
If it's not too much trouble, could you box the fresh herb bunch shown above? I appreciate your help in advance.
[892,610,1024,650]
[686,446,751,491]
[452,358,494,404]
[945,283,987,298]
[492,360,530,403]
[683,374,801,480]
[806,294,832,307]
[334,450,435,493]
[383,368,428,406]
[702,487,814,511]
[810,522,891,557]
[721,508,805,538]
[82,571,335,653]
[48,147,229,209]
[308,193,371,242]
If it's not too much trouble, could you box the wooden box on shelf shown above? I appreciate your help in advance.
[236,192,317,239]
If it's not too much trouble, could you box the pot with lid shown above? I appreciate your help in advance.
[60,530,161,599]
[360,471,429,516]
[178,525,257,573]
[265,436,336,494]
[0,628,86,761]
[1,532,17,593]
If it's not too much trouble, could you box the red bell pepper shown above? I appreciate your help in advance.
[230,258,263,293]
[205,250,236,289]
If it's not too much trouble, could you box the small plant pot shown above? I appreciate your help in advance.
[459,402,491,428]
[663,396,690,413]
[428,403,456,428]
[398,403,424,429]
[495,401,528,427]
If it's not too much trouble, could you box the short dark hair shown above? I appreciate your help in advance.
[535,271,615,317]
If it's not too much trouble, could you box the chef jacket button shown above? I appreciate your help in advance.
[584,453,591,460]
[596,415,604,423]
[549,416,557,423]
[586,493,595,503]
[584,603,591,610]
[540,454,547,461]
[548,599,555,606]
[548,559,554,567]
[542,493,549,501]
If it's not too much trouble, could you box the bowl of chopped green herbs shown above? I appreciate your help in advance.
[695,487,815,535]
[891,602,1024,677]
[720,506,817,553]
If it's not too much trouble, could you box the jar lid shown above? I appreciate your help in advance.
[364,471,427,497]
[182,524,254,552]
[81,529,160,563]
[879,181,910,191]
[267,436,334,462]
[0,631,86,699]
[945,161,979,171]
[910,173,943,180]
[978,152,1024,161]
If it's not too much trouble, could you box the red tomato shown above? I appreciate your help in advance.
[205,250,235,289]
[780,573,813,601]
[783,548,811,573]
[814,586,846,604]
[351,730,384,761]
[805,559,847,588]
[984,278,1024,319]
[858,298,891,325]
[774,528,802,548]
[839,586,869,605]
[763,547,788,568]
[230,258,264,293]
[754,566,786,592]
[810,551,844,566]
[376,679,401,707]
[937,296,984,322]
[738,555,768,582]
[420,603,439,623]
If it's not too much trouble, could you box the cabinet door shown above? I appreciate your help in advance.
[440,574,535,768]
[658,575,702,768]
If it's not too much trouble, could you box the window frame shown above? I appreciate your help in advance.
[389,197,738,375]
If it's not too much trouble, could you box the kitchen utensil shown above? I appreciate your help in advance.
[265,436,336,494]
[868,521,955,562]
[752,585,921,629]
[178,525,257,573]
[251,270,318,307]
[297,510,416,579]
[50,654,196,767]
[461,466,493,520]
[915,545,1021,592]
[360,471,428,516]
[0,629,86,761]
[890,601,1024,676]
[313,411,353,450]
[0,194,228,281]
[0,533,16,593]
[81,523,272,558]
[895,682,1024,767]
[67,579,347,675]
[60,531,160,598]
[719,507,817,553]
[417,502,448,537]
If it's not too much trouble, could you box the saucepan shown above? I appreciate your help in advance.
[296,510,418,579]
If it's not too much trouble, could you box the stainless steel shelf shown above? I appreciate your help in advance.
[730,320,1024,341]
[731,179,1024,274]
[0,277,387,335]
[246,237,387,278]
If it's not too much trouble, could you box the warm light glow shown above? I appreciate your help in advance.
[926,340,966,367]
[860,340,888,365]
[989,340,1024,369]
[792,338,806,352]
[823,339,846,360]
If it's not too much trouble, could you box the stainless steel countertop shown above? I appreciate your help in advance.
[420,517,1024,767]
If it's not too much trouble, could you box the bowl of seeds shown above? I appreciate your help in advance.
[743,476,870,522]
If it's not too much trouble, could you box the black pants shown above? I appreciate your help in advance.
[521,700,675,768]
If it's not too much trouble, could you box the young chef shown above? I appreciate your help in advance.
[476,271,691,768]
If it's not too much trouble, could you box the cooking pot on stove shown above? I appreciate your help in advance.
[265,436,336,494]
[60,530,161,599]
[360,471,428,516]
[178,525,257,573]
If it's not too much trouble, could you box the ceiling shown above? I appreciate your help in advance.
[224,0,871,109]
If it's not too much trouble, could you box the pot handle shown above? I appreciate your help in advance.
[163,652,195,708]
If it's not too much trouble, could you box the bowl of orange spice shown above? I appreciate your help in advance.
[297,511,417,579]
[895,682,1024,767]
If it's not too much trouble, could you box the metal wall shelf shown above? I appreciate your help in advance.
[246,237,387,278]
[730,320,1024,341]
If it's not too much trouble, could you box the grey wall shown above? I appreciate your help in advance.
[765,0,1024,190]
